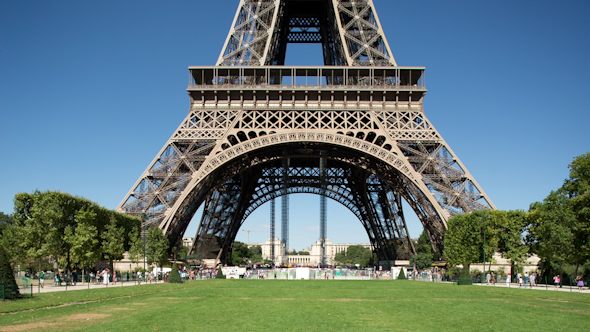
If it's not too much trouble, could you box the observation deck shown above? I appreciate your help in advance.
[188,66,426,111]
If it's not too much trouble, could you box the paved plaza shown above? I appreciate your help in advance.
[17,278,589,296]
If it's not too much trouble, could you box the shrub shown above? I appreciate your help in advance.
[215,267,225,279]
[397,268,406,280]
[457,266,472,285]
[168,263,183,283]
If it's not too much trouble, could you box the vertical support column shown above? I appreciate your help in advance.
[319,157,327,267]
[281,158,290,263]
[270,198,276,264]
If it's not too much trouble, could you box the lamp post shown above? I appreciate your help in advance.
[483,213,489,273]
[141,213,147,272]
[143,220,146,272]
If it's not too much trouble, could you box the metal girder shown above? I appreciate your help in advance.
[218,0,392,66]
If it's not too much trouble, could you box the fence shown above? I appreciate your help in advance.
[405,272,585,292]
[243,268,384,280]
[1,283,34,302]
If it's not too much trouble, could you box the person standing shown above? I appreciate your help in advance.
[102,268,110,287]
[506,273,511,287]
[38,270,44,288]
[137,270,142,285]
[529,273,536,288]
[71,269,78,286]
[576,275,584,291]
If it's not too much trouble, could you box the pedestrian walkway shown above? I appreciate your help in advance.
[470,281,590,293]
[19,279,166,294]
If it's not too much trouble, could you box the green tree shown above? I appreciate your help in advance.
[146,227,169,269]
[177,245,189,260]
[250,245,262,256]
[410,230,434,270]
[443,211,497,272]
[495,210,529,270]
[562,152,590,275]
[250,254,263,264]
[230,241,251,266]
[0,212,13,239]
[0,224,26,267]
[0,246,19,299]
[528,152,590,277]
[410,253,433,270]
[128,227,143,264]
[168,262,183,283]
[10,191,140,272]
[64,209,99,269]
[102,216,125,272]
[333,245,373,268]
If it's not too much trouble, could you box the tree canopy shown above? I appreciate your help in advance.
[333,245,374,268]
[146,226,170,268]
[410,230,434,270]
[443,152,590,277]
[0,212,13,239]
[1,190,141,270]
[527,152,590,276]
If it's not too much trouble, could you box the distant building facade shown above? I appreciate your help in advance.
[248,238,372,266]
[182,237,194,248]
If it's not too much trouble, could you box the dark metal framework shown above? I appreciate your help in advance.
[319,156,327,266]
[118,0,495,267]
[281,158,289,259]
[270,198,276,262]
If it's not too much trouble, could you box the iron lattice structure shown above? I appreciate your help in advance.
[118,0,495,265]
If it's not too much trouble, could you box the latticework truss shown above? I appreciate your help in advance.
[332,0,395,66]
[218,0,394,66]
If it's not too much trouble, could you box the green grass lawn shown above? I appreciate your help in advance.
[1,280,589,331]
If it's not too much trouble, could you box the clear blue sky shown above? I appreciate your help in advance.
[1,0,588,251]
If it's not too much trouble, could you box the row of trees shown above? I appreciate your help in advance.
[443,152,590,278]
[0,190,171,276]
[333,245,375,268]
[228,242,268,266]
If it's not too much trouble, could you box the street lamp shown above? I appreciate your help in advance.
[141,213,148,272]
[483,213,489,273]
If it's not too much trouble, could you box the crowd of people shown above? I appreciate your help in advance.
[29,266,585,292]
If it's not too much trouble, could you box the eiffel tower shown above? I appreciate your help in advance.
[117,0,495,265]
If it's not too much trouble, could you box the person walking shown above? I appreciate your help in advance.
[38,270,44,288]
[576,275,584,291]
[506,273,511,287]
[71,269,78,286]
[529,273,536,289]
[137,270,142,285]
[553,275,560,290]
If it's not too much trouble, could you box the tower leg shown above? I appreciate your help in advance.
[270,198,275,264]
[281,158,289,263]
[320,156,327,267]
